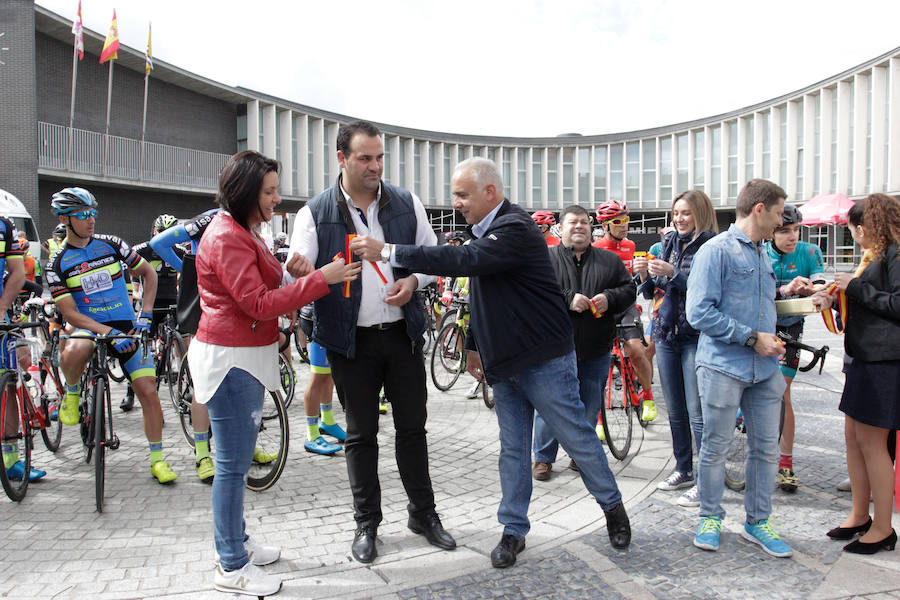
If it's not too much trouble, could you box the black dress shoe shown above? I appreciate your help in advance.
[843,529,897,554]
[827,517,872,540]
[490,533,525,568]
[351,525,378,563]
[408,512,456,550]
[604,503,631,549]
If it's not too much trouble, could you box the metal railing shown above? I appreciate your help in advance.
[38,122,231,191]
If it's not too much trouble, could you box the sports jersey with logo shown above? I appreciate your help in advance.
[0,216,24,299]
[592,235,636,274]
[46,234,145,323]
[133,241,185,301]
[766,240,826,327]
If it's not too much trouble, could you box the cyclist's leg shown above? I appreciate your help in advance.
[58,333,94,426]
[304,342,341,454]
[777,322,802,491]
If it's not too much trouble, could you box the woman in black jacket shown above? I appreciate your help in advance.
[816,194,900,554]
[634,190,717,507]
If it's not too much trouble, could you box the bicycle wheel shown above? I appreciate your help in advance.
[632,377,650,430]
[724,414,748,492]
[247,390,289,492]
[93,377,107,512]
[176,356,195,448]
[278,352,295,409]
[39,355,63,452]
[80,374,94,464]
[164,333,187,411]
[601,357,633,460]
[0,372,31,502]
[430,321,464,391]
[106,355,127,383]
[293,324,309,364]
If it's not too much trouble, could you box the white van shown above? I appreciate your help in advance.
[0,188,40,259]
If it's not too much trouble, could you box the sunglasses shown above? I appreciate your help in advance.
[607,217,629,225]
[70,209,97,220]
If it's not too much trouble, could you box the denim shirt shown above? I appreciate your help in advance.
[686,224,778,383]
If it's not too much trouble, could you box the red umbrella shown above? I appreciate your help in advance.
[799,193,855,226]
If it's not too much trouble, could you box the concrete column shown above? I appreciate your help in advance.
[557,147,565,209]
[278,110,293,196]
[295,114,309,197]
[820,88,834,194]
[247,100,260,152]
[327,122,339,189]
[890,58,900,193]
[720,125,731,206]
[390,136,401,187]
[405,138,415,192]
[803,94,816,200]
[786,101,799,200]
[449,144,459,175]
[704,127,712,198]
[871,66,887,193]
[435,143,445,206]
[753,113,765,178]
[420,141,430,201]
[511,148,520,204]
[589,146,596,208]
[312,118,324,194]
[542,148,549,210]
[770,106,782,188]
[262,104,276,160]
[836,81,851,195]
[736,117,747,187]
[685,133,694,196]
[852,73,868,196]
[526,148,534,207]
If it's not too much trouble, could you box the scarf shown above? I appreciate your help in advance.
[822,249,875,334]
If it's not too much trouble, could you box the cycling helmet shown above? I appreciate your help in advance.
[531,210,556,226]
[595,199,629,223]
[780,204,803,226]
[50,187,97,216]
[152,214,178,234]
[52,223,66,236]
[275,232,288,243]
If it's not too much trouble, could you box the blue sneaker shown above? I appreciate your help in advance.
[694,516,723,551]
[6,462,47,481]
[742,519,793,557]
[319,422,347,442]
[304,436,341,455]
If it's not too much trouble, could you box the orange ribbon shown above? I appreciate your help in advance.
[821,283,848,335]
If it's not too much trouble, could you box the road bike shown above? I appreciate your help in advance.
[430,298,469,391]
[152,305,186,409]
[599,320,649,460]
[724,332,829,492]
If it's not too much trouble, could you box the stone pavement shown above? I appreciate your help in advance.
[1,316,898,599]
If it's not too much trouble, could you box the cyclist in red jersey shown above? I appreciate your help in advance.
[532,211,560,246]
[592,200,657,422]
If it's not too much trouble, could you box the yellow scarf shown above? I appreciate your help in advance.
[822,250,875,334]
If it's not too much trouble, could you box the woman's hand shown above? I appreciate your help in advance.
[286,253,314,279]
[810,291,834,311]
[318,259,362,285]
[833,273,855,292]
[648,258,675,278]
[633,255,649,279]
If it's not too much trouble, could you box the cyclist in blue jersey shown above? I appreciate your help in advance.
[0,214,46,482]
[765,204,827,493]
[46,187,178,484]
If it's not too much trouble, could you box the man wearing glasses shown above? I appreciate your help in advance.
[592,200,657,425]
[46,187,178,484]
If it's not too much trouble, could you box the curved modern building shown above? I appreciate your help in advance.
[3,4,898,262]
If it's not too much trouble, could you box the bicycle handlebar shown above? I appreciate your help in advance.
[776,331,830,374]
[0,321,44,333]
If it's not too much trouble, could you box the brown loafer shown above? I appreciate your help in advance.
[532,462,552,481]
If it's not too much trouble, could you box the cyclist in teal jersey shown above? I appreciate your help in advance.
[46,187,178,484]
[764,203,826,493]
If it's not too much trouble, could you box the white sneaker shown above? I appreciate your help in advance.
[214,562,282,596]
[246,536,281,566]
[676,485,700,507]
[465,381,481,399]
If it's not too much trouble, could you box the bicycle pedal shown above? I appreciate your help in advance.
[108,436,120,450]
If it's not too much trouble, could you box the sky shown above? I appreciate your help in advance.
[35,0,900,138]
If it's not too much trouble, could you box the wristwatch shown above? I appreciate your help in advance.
[380,243,392,263]
[744,331,758,348]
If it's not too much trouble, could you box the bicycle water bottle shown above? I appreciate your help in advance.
[26,364,41,399]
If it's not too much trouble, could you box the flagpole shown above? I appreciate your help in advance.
[103,60,113,176]
[140,70,148,180]
[67,41,78,171]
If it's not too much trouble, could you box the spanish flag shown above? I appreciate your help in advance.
[99,9,119,64]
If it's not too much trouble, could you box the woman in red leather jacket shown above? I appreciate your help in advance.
[188,150,359,596]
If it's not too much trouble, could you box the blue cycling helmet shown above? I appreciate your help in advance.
[50,187,98,216]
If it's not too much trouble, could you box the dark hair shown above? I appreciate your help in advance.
[735,179,786,217]
[861,193,900,259]
[336,121,381,156]
[217,150,279,230]
[560,205,589,223]
[847,198,866,227]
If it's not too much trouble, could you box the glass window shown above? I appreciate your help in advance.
[577,147,590,204]
[532,149,543,204]
[625,142,639,204]
[562,147,574,203]
[414,141,422,194]
[866,76,872,194]
[237,115,248,152]
[659,137,672,203]
[502,149,511,188]
[642,140,656,203]
[609,144,623,201]
[517,150,527,203]
[676,134,688,193]
[848,84,854,193]
[547,148,559,205]
[443,149,450,201]
[488,147,498,163]
[428,143,435,202]
[593,145,607,201]
[727,121,738,200]
[814,94,821,196]
[693,130,705,191]
[292,130,298,192]
[779,106,787,189]
[760,112,771,179]
[710,126,721,200]
[384,138,391,181]
[398,139,406,187]
[307,125,314,192]
[322,124,330,186]
[744,115,754,179]
[795,101,804,197]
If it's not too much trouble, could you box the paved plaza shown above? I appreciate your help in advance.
[2,317,899,599]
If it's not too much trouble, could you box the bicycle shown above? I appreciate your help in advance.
[0,321,59,502]
[724,333,829,492]
[175,354,289,492]
[152,305,186,409]
[599,319,650,460]
[21,298,65,453]
[420,283,442,356]
[430,298,469,391]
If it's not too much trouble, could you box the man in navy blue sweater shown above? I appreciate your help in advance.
[350,157,630,568]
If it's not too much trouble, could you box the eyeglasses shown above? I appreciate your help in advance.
[607,217,629,226]
[70,209,97,220]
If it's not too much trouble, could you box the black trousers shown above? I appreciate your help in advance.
[328,325,435,527]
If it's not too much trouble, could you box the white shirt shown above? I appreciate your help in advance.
[186,340,280,404]
[287,183,437,327]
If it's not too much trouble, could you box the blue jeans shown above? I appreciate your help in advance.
[533,353,611,464]
[206,368,264,571]
[493,351,622,539]
[696,366,785,523]
[655,340,702,474]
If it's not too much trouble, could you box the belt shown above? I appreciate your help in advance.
[359,319,405,331]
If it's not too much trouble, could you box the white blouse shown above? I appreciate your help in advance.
[186,339,279,404]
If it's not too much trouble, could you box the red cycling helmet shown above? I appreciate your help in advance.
[595,199,629,223]
[531,210,556,226]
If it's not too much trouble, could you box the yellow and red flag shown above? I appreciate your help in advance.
[144,23,153,75]
[99,9,119,64]
[71,0,84,60]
